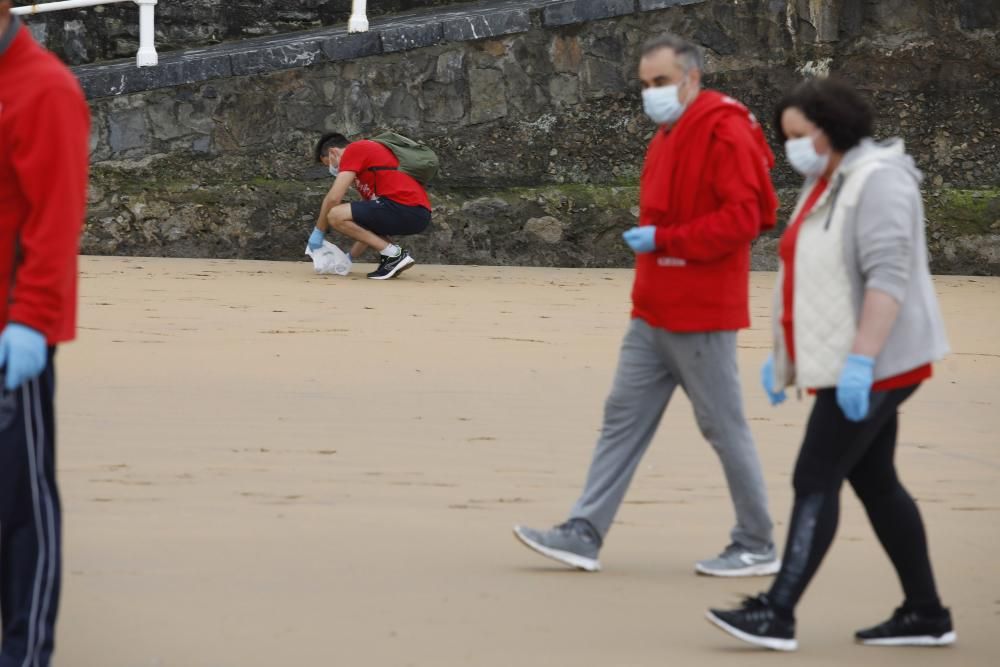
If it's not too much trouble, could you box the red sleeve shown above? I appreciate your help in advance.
[338,142,368,173]
[9,84,90,340]
[654,134,764,262]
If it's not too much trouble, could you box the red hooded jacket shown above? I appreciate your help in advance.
[0,19,89,344]
[632,90,777,332]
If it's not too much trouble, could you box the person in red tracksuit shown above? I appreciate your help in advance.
[514,34,779,576]
[0,4,89,665]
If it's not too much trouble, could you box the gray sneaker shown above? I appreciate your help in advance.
[513,519,602,572]
[696,543,781,577]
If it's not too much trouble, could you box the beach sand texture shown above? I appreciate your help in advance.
[56,257,1000,666]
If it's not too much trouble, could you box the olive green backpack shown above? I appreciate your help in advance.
[370,131,440,185]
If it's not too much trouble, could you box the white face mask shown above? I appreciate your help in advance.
[785,135,830,177]
[327,149,340,177]
[642,84,686,126]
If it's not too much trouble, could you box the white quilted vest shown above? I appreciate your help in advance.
[783,160,885,389]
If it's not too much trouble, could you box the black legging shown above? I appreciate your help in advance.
[769,386,942,616]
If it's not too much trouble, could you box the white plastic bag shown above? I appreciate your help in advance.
[305,240,351,276]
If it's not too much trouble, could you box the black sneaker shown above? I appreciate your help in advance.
[855,606,956,646]
[706,593,797,651]
[367,249,415,280]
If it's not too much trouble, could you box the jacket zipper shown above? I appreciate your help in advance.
[823,173,846,231]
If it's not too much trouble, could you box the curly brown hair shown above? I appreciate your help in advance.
[774,78,875,152]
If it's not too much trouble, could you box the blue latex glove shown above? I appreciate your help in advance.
[760,355,786,406]
[837,354,875,422]
[308,227,325,251]
[0,324,47,391]
[622,226,657,254]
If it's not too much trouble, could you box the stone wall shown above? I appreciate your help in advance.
[78,0,1000,273]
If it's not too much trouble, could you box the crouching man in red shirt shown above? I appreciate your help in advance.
[514,34,780,576]
[309,132,432,280]
[0,4,89,666]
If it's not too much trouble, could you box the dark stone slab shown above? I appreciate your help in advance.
[156,53,235,88]
[542,0,635,28]
[107,108,149,153]
[441,8,531,42]
[229,41,324,76]
[77,65,156,99]
[958,0,999,30]
[380,21,444,53]
[693,21,738,56]
[638,0,707,10]
[75,67,131,99]
[320,31,383,61]
[76,52,234,99]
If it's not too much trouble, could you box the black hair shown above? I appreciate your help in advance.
[773,78,875,152]
[314,132,350,163]
[641,33,704,73]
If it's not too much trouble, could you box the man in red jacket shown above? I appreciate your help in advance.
[514,34,778,576]
[0,4,89,665]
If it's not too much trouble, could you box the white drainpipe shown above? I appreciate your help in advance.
[348,0,368,33]
[134,0,157,66]
[12,0,158,67]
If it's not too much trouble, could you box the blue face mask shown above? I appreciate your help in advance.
[642,83,686,125]
[328,164,339,178]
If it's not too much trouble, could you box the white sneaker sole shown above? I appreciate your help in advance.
[512,526,601,572]
[859,632,957,646]
[369,255,415,280]
[705,611,798,652]
[695,559,782,577]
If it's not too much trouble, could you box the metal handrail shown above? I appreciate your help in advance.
[13,0,368,68]
[12,0,158,67]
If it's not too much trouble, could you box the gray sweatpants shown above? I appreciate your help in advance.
[569,318,774,551]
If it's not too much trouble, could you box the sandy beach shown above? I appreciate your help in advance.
[55,257,999,666]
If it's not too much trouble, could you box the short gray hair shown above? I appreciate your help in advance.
[641,34,704,73]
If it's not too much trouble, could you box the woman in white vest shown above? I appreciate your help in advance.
[706,78,953,651]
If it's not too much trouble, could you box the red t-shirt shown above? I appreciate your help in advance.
[779,179,930,391]
[339,140,431,210]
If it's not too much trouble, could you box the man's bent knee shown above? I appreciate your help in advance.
[328,205,353,231]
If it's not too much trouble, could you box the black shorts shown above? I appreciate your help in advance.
[351,198,431,237]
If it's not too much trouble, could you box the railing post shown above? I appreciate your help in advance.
[348,0,368,33]
[134,0,158,67]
